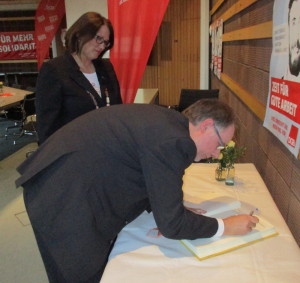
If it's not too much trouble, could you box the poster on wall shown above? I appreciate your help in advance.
[263,0,300,158]
[210,19,223,79]
[0,31,36,60]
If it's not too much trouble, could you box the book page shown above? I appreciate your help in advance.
[183,196,241,216]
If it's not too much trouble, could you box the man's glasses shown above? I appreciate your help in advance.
[213,124,225,150]
[94,35,110,48]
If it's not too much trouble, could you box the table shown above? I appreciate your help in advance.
[101,163,300,283]
[0,86,32,110]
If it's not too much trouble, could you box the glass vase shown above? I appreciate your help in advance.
[225,164,235,186]
[215,164,226,181]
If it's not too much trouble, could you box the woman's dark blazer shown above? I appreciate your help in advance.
[35,53,122,144]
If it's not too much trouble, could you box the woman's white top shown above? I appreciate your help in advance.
[83,72,101,97]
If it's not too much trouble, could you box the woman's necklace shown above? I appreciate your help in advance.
[73,53,111,108]
[104,88,110,106]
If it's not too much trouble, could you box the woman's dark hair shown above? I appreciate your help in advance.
[65,12,114,56]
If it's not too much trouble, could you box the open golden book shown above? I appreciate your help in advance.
[181,196,278,260]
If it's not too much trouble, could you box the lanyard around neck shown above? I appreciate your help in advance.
[86,87,110,109]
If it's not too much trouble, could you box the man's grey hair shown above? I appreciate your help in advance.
[182,99,235,129]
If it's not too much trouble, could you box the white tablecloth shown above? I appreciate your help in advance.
[101,163,300,283]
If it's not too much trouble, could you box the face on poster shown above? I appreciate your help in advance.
[271,0,300,82]
[288,0,300,79]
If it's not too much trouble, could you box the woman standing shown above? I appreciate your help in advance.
[36,12,122,144]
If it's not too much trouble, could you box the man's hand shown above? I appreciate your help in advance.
[223,215,259,235]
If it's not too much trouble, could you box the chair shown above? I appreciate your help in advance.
[169,89,219,112]
[5,93,37,144]
[25,86,37,92]
[4,105,23,132]
[0,110,7,119]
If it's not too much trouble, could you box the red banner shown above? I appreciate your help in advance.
[35,0,65,69]
[0,31,36,60]
[108,0,169,103]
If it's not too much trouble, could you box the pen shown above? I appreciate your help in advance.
[249,208,259,216]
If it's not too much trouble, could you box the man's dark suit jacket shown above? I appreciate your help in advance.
[16,104,218,282]
[36,53,122,144]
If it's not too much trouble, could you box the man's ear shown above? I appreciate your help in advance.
[200,118,214,131]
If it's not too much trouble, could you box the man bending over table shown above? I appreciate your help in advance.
[16,99,258,283]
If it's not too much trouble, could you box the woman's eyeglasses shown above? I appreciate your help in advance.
[94,35,110,48]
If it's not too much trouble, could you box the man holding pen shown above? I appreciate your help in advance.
[16,100,258,282]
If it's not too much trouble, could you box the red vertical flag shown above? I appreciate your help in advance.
[108,0,169,103]
[35,0,65,70]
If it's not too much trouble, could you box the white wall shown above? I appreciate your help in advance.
[65,0,108,28]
